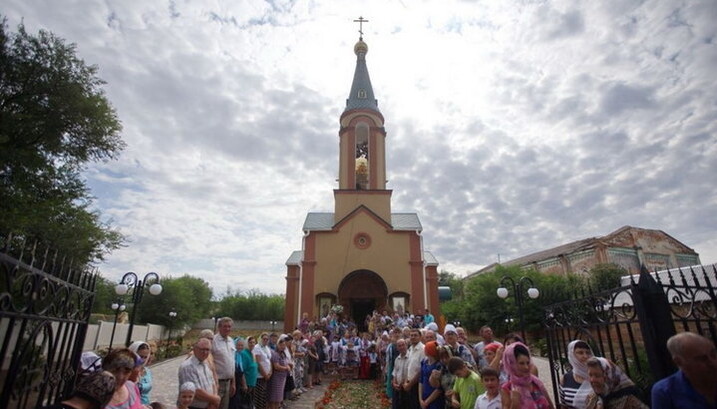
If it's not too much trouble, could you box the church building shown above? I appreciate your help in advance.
[283,35,440,332]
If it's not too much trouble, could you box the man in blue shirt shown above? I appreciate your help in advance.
[651,332,717,409]
[423,309,435,327]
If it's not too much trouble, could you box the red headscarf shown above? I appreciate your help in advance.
[424,341,439,359]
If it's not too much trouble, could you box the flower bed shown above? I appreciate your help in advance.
[315,379,390,409]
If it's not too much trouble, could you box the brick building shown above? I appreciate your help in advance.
[467,225,701,278]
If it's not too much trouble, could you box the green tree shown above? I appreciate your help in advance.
[137,275,214,328]
[0,18,124,265]
[215,289,285,321]
[91,275,119,315]
[460,265,580,336]
[438,270,464,298]
[589,263,627,291]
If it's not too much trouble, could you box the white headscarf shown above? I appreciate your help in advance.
[593,357,634,395]
[567,340,593,409]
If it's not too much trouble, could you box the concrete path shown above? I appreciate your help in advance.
[147,356,185,407]
[533,356,556,402]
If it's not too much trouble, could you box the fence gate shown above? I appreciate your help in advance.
[0,234,97,409]
[543,264,717,406]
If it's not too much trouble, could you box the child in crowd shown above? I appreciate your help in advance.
[448,357,484,409]
[341,341,359,380]
[330,335,341,375]
[176,382,195,409]
[367,344,379,380]
[474,368,501,409]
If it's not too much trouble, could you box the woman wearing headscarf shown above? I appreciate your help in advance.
[102,348,144,409]
[559,340,594,409]
[128,341,153,405]
[431,344,456,409]
[252,332,272,409]
[41,370,116,409]
[495,334,539,378]
[484,342,509,385]
[267,336,291,409]
[500,342,554,409]
[584,358,647,409]
[242,337,260,394]
[229,338,252,409]
[419,341,445,409]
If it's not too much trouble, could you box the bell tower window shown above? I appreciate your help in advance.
[358,89,367,99]
[355,122,370,190]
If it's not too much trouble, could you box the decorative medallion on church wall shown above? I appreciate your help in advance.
[354,233,371,249]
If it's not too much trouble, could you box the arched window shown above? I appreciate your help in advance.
[355,122,370,189]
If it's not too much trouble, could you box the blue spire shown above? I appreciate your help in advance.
[344,39,380,113]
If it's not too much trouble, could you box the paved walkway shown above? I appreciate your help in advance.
[147,356,185,407]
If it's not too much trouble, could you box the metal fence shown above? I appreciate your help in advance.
[0,234,97,409]
[544,264,716,406]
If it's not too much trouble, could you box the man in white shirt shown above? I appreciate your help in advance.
[474,326,499,369]
[178,339,221,409]
[212,317,236,409]
[391,339,410,409]
[403,328,425,409]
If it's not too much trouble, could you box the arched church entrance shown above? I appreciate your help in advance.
[338,270,387,332]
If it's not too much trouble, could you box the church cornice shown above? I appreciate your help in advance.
[340,109,385,126]
[339,124,386,136]
[333,204,392,230]
[334,189,392,195]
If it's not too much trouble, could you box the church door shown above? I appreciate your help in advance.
[338,270,388,332]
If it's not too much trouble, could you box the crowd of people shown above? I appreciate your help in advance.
[48,312,716,409]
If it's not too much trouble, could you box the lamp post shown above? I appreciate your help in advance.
[270,320,277,331]
[496,276,540,341]
[115,272,162,347]
[109,300,126,350]
[165,309,177,359]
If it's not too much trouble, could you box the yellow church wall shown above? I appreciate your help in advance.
[312,211,414,297]
[334,190,392,222]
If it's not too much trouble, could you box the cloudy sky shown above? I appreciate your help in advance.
[4,0,716,295]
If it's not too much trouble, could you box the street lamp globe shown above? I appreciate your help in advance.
[527,287,540,299]
[115,283,129,296]
[149,283,163,296]
[497,287,509,299]
[119,305,126,312]
[111,303,119,310]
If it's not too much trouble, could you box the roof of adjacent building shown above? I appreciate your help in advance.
[465,225,698,279]
[344,39,380,113]
[285,250,439,266]
[286,250,303,266]
[424,251,439,266]
[302,212,422,232]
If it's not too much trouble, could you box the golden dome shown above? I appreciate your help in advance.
[354,40,368,55]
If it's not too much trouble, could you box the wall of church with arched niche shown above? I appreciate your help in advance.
[311,270,413,331]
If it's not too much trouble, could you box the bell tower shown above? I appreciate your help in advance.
[283,23,441,333]
[335,36,392,223]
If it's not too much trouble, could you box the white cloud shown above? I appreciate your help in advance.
[4,0,716,293]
